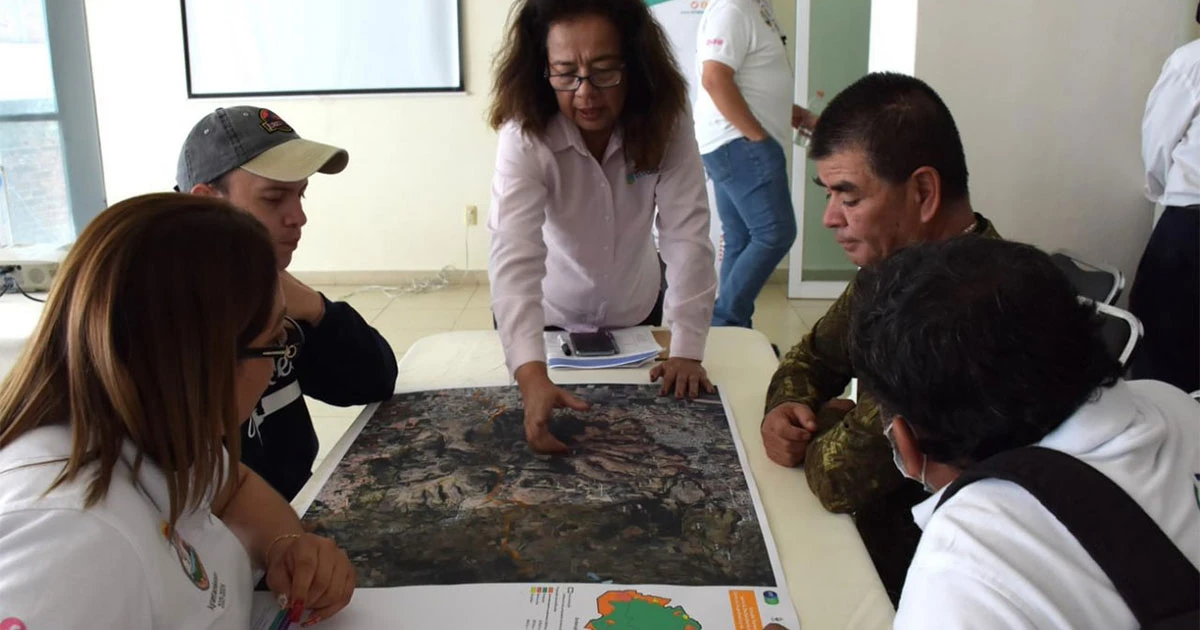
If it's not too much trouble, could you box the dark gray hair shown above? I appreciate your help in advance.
[847,236,1122,466]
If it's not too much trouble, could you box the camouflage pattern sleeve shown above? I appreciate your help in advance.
[792,215,1002,515]
[803,394,906,514]
[764,285,856,413]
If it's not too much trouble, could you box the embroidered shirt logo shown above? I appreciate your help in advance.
[259,109,294,134]
[626,170,658,185]
[162,521,211,591]
[705,38,725,47]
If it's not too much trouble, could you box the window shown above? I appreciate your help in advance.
[0,0,104,246]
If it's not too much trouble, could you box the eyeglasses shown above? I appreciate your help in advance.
[239,316,303,360]
[545,66,625,92]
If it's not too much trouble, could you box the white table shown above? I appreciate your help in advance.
[302,328,895,630]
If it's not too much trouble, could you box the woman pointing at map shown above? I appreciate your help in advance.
[487,0,718,454]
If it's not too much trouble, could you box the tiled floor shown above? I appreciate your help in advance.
[305,282,834,470]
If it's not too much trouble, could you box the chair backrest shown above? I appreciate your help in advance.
[1051,250,1125,305]
[1090,300,1144,367]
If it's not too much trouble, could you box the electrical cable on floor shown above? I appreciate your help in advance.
[339,228,477,300]
[338,266,472,300]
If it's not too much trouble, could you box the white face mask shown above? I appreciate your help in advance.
[884,420,935,493]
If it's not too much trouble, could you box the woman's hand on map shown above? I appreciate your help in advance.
[516,362,591,454]
[650,358,714,399]
[265,533,357,626]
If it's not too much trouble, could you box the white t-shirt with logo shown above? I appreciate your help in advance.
[693,0,794,154]
[896,380,1200,629]
[0,425,253,628]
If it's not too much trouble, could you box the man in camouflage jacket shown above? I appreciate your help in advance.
[761,72,1001,601]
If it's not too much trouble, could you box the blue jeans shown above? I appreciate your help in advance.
[701,137,797,328]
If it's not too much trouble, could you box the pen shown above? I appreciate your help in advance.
[559,335,572,356]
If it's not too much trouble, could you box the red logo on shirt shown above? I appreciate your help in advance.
[1,619,27,630]
[706,38,725,46]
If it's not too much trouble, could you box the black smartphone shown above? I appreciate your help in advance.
[568,331,619,357]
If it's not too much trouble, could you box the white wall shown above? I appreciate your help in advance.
[84,0,507,272]
[84,0,802,274]
[868,0,917,75]
[91,0,1190,278]
[914,0,1195,288]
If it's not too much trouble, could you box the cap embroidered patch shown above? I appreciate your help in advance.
[259,109,294,134]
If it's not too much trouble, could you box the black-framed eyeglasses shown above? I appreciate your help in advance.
[545,66,625,92]
[239,316,303,360]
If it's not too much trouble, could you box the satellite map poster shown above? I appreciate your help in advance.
[253,384,800,629]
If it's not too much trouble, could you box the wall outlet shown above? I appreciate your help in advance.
[465,205,479,226]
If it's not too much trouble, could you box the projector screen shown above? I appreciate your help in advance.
[181,0,463,97]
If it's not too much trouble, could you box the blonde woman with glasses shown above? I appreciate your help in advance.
[0,194,354,628]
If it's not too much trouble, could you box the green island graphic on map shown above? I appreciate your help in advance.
[585,590,702,630]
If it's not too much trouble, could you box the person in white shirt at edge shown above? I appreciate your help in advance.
[772,236,1200,630]
[487,0,718,453]
[1131,6,1200,394]
[0,194,356,628]
[695,0,815,329]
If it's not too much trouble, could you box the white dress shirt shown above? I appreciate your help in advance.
[0,425,254,628]
[1143,38,1200,207]
[895,380,1200,629]
[488,113,716,373]
[694,0,794,153]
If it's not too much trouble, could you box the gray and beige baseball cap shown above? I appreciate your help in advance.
[175,106,349,192]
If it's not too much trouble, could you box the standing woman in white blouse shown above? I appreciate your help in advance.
[487,0,718,454]
[0,194,354,628]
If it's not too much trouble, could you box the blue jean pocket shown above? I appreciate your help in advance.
[742,136,784,165]
[738,137,786,186]
[701,145,734,183]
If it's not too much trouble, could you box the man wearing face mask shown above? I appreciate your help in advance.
[759,72,1001,600]
[843,237,1199,629]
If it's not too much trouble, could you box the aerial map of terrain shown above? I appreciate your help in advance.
[304,384,776,589]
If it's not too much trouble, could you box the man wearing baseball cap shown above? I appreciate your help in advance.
[177,106,398,500]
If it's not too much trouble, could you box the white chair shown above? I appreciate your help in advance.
[1088,300,1144,368]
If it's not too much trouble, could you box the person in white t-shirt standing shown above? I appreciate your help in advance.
[695,0,813,329]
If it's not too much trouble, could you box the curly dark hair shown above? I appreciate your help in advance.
[487,0,688,174]
[847,236,1122,467]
